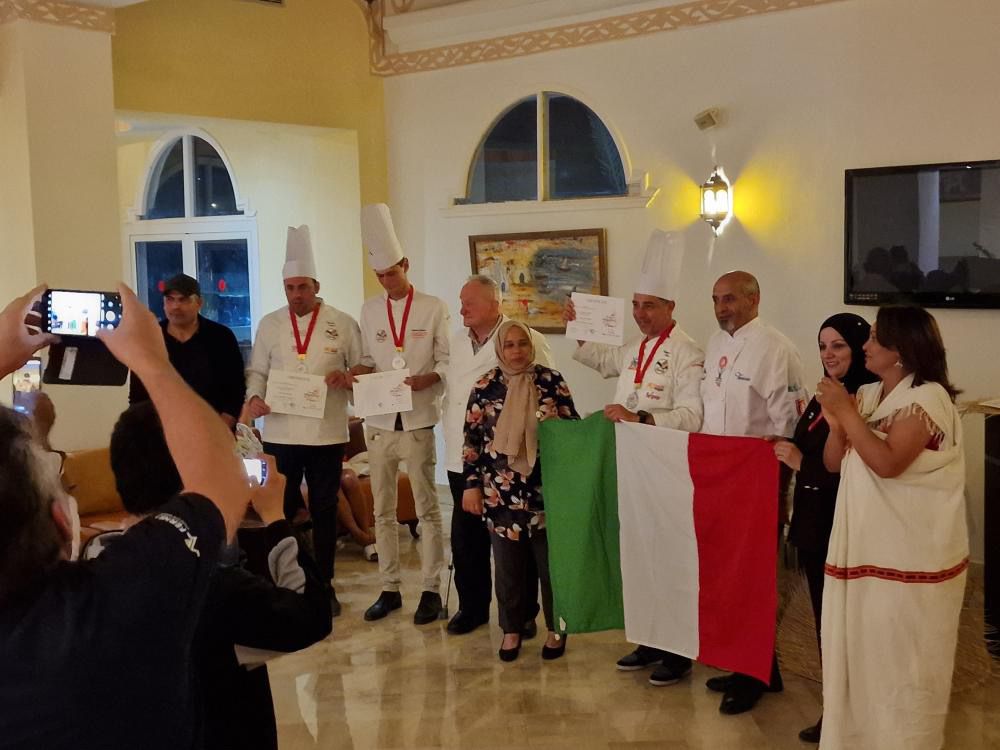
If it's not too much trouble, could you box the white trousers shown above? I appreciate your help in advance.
[367,426,445,593]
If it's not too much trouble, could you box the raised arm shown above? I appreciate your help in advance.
[817,377,929,478]
[98,284,248,540]
[0,284,58,378]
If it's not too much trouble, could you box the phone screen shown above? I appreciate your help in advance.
[12,358,42,414]
[46,290,122,337]
[243,458,267,483]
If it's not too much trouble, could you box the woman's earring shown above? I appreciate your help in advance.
[894,359,903,369]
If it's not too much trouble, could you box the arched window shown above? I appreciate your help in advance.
[144,135,244,219]
[465,92,627,205]
[128,131,258,362]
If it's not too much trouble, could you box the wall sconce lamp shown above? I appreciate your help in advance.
[700,166,732,235]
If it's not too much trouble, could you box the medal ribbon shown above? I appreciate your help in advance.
[634,322,675,387]
[290,305,320,360]
[387,286,415,353]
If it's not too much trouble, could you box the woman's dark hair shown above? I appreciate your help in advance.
[875,305,960,401]
[0,407,64,604]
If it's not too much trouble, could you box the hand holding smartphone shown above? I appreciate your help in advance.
[242,457,268,484]
[11,357,42,414]
[248,455,286,525]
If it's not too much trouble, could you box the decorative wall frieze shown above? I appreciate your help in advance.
[361,0,849,77]
[0,0,115,34]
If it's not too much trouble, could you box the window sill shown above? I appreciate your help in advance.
[439,190,658,218]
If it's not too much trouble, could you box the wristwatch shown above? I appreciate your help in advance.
[636,410,653,425]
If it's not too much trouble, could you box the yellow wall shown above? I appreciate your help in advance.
[112,0,385,297]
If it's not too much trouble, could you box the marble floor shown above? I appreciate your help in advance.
[268,492,1000,749]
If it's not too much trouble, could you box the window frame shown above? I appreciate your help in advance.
[137,130,248,221]
[462,90,632,206]
[123,129,261,341]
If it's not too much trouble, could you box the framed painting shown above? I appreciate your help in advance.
[468,228,608,333]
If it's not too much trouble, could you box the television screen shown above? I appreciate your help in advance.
[845,159,1000,308]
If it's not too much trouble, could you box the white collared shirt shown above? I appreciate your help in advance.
[573,325,704,431]
[246,303,362,446]
[358,289,450,431]
[700,317,807,438]
[441,316,554,473]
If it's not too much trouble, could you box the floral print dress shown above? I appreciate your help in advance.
[462,365,579,541]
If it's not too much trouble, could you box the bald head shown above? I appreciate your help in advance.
[712,270,760,334]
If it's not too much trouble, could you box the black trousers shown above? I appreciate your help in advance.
[798,546,827,653]
[491,527,553,634]
[447,471,538,621]
[263,442,344,585]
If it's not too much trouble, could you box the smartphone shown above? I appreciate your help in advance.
[243,458,268,484]
[12,358,42,414]
[43,289,123,338]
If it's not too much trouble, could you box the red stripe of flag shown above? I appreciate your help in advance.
[689,433,779,684]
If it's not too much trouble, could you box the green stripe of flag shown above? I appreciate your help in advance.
[540,412,624,633]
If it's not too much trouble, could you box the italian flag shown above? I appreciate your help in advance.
[541,415,779,683]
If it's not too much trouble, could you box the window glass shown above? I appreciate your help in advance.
[145,139,185,219]
[466,97,538,204]
[134,241,184,319]
[547,93,627,199]
[196,239,252,363]
[193,137,241,217]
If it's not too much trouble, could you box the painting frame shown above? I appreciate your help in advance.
[468,228,608,333]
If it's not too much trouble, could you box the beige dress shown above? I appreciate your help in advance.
[821,375,968,750]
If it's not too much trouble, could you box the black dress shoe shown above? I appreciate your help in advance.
[798,717,822,743]
[413,591,442,625]
[617,645,666,671]
[708,669,783,694]
[719,675,765,715]
[499,635,522,662]
[364,590,402,621]
[446,610,489,635]
[541,634,567,660]
[330,589,342,618]
[521,619,538,640]
[706,673,737,692]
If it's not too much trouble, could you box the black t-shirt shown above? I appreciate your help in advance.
[0,494,225,750]
[129,316,246,418]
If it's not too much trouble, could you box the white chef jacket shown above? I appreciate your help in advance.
[441,316,554,474]
[246,302,362,446]
[358,289,450,431]
[700,317,807,438]
[573,325,704,431]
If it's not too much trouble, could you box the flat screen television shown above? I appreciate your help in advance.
[845,159,1000,308]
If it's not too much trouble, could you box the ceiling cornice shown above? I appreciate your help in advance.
[360,0,850,77]
[0,0,116,33]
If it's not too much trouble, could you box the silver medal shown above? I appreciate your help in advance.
[392,354,406,370]
[625,391,639,410]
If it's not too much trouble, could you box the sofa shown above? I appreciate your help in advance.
[62,419,419,550]
[61,447,129,546]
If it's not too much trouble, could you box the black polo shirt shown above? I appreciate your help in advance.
[129,315,246,418]
[0,493,225,750]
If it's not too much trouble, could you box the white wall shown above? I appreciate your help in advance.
[384,0,1000,561]
[0,19,124,451]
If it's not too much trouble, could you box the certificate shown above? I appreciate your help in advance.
[264,370,327,419]
[566,292,625,346]
[353,369,413,419]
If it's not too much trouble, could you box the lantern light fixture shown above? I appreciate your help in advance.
[700,166,732,236]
